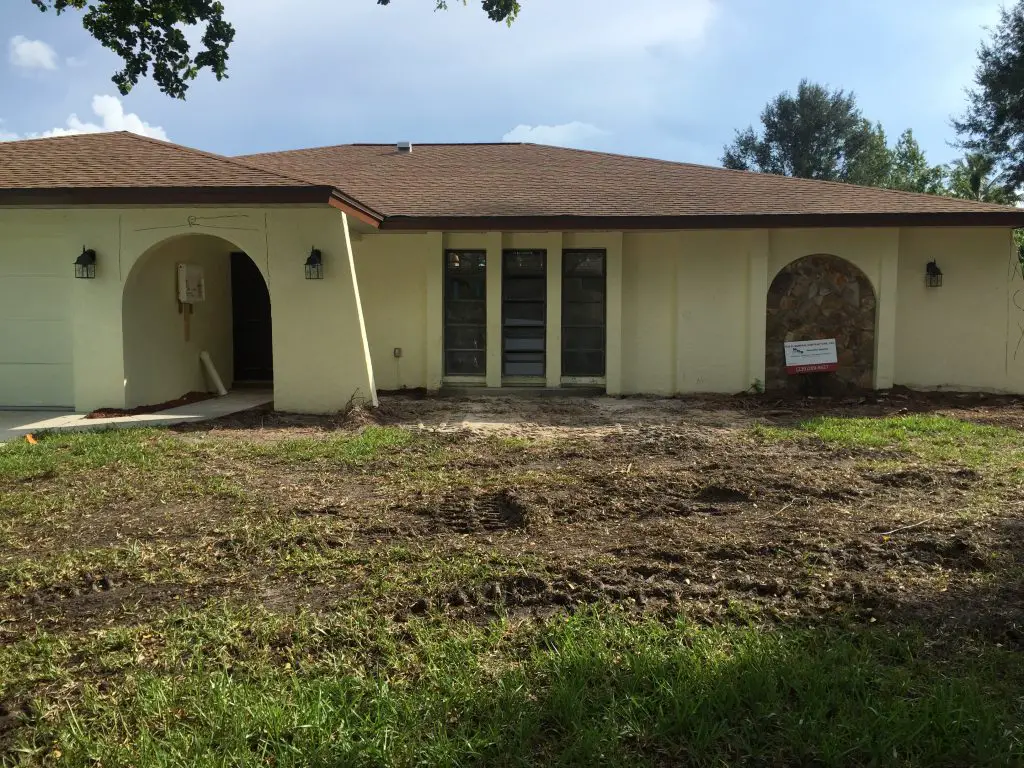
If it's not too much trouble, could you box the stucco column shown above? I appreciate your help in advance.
[605,232,625,395]
[267,209,377,412]
[545,232,564,387]
[425,232,444,390]
[874,243,899,390]
[747,234,769,391]
[71,255,127,412]
[485,232,503,388]
[71,212,127,412]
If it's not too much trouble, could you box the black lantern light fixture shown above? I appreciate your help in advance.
[304,247,324,280]
[925,260,943,288]
[74,247,97,279]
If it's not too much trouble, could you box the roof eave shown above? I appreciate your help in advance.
[0,185,384,229]
[378,211,1024,232]
[0,185,339,208]
[327,191,383,228]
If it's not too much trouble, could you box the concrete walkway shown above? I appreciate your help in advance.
[0,390,272,442]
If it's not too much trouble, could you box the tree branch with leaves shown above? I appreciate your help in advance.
[30,0,520,99]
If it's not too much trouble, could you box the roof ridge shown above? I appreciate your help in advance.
[239,141,526,158]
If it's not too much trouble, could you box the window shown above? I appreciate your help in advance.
[444,250,487,376]
[562,250,606,376]
[503,250,546,377]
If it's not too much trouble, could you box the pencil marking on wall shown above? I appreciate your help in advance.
[133,215,261,234]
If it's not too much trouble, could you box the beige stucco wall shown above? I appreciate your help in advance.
[0,205,376,413]
[354,233,434,391]
[122,234,234,408]
[2,208,1021,411]
[895,227,1022,392]
[352,225,1022,396]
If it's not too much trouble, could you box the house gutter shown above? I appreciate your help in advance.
[377,210,1024,232]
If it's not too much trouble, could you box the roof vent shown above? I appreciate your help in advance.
[396,141,412,154]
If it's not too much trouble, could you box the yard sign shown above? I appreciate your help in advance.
[784,338,838,375]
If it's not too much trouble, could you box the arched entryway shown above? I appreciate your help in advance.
[122,234,272,409]
[765,254,876,393]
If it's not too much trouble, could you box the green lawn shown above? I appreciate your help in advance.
[1,410,1022,766]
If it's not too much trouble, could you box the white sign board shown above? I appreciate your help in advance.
[177,263,206,303]
[784,338,838,375]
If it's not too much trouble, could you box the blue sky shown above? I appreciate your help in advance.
[0,0,1005,166]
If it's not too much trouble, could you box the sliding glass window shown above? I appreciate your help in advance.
[502,250,547,377]
[444,250,487,376]
[562,249,606,377]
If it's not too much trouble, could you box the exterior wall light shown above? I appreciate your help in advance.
[305,247,324,280]
[925,260,943,288]
[74,247,97,279]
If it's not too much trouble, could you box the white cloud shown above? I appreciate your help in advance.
[503,122,609,148]
[8,35,59,70]
[0,96,169,142]
[0,120,18,142]
[65,56,87,68]
[40,95,169,140]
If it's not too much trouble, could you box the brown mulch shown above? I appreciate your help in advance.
[86,391,216,419]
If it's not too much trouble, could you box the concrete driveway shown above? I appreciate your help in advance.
[0,390,272,443]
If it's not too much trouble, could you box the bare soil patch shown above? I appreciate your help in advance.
[4,389,1024,646]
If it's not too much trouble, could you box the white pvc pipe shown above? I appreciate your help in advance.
[200,350,228,396]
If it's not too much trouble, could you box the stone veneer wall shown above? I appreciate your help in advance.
[765,254,877,393]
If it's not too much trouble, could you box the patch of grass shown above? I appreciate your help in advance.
[0,428,188,483]
[5,607,1021,766]
[752,414,1024,468]
[233,426,416,465]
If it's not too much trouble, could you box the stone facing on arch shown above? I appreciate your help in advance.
[766,254,877,392]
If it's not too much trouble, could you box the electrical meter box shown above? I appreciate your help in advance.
[177,263,206,303]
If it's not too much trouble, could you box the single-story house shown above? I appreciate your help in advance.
[2,131,1024,413]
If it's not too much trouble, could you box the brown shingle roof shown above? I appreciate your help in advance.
[0,131,315,188]
[0,131,370,210]
[2,133,1022,229]
[238,142,1024,230]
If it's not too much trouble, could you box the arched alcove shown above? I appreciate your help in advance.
[765,254,876,392]
[122,233,272,408]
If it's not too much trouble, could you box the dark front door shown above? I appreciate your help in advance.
[231,252,273,383]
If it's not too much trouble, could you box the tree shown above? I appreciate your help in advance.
[30,1,234,99]
[954,0,1024,188]
[947,152,1018,204]
[886,129,947,194]
[378,0,520,24]
[31,0,519,99]
[723,82,953,195]
[722,80,890,185]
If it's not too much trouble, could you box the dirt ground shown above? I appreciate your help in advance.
[2,388,1021,652]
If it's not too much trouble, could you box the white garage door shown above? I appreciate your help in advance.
[0,232,73,408]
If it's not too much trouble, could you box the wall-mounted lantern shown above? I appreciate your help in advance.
[925,260,943,288]
[74,247,97,279]
[304,247,324,280]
